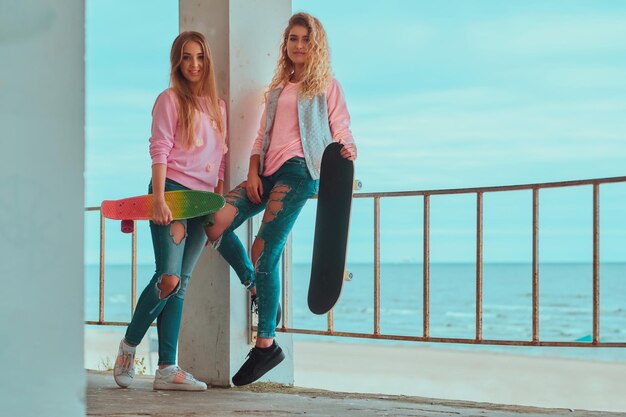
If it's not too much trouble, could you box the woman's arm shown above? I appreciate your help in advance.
[250,101,268,157]
[151,163,173,225]
[149,91,177,168]
[246,96,269,204]
[216,100,227,196]
[149,91,178,224]
[327,79,357,161]
[246,155,263,204]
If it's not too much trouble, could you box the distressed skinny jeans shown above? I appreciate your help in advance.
[125,178,208,365]
[215,157,318,338]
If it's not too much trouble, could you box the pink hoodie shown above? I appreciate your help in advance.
[149,89,227,192]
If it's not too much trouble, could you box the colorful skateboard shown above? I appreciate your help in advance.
[101,190,225,233]
[308,142,355,315]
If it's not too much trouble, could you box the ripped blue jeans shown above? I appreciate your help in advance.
[125,178,208,365]
[215,157,318,338]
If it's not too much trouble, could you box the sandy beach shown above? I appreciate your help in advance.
[294,340,626,413]
[85,327,626,413]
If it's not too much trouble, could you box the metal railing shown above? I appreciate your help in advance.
[86,176,626,347]
[275,176,626,347]
[84,206,144,327]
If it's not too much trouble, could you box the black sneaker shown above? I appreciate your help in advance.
[232,341,285,386]
[251,294,282,326]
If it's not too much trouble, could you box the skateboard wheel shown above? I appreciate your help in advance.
[343,271,353,281]
[353,180,362,191]
[121,220,134,234]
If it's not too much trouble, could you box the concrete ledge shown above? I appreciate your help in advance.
[87,370,617,417]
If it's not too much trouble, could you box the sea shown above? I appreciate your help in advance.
[85,262,626,362]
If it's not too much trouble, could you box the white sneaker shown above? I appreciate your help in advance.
[113,339,136,388]
[153,365,207,391]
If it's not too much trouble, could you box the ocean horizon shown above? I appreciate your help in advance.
[85,261,626,363]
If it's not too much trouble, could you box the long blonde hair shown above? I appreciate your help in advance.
[268,13,332,98]
[170,31,225,150]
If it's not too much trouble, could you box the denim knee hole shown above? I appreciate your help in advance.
[224,186,247,206]
[210,234,223,249]
[252,239,265,273]
[169,221,186,245]
[263,185,290,223]
[156,274,180,299]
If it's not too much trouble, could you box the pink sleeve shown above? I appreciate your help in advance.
[250,100,268,156]
[218,100,228,181]
[218,154,227,181]
[219,99,228,141]
[149,91,178,165]
[326,79,354,144]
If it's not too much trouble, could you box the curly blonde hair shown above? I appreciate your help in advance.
[268,13,332,98]
[170,31,225,150]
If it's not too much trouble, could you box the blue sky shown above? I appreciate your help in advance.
[86,0,626,264]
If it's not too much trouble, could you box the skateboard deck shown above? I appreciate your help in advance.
[308,142,354,315]
[101,190,225,232]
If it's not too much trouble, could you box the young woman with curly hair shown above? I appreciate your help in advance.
[205,12,357,386]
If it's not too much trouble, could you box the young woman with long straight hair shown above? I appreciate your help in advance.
[205,12,357,386]
[113,31,227,391]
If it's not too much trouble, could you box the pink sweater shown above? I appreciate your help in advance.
[251,78,353,176]
[149,89,227,192]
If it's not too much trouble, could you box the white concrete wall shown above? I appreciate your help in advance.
[0,1,85,416]
[179,0,294,386]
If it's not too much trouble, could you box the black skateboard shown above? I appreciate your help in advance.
[308,142,354,315]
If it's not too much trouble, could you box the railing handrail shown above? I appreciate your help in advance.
[352,175,626,198]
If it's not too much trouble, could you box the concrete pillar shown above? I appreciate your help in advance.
[0,1,85,416]
[178,0,294,386]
